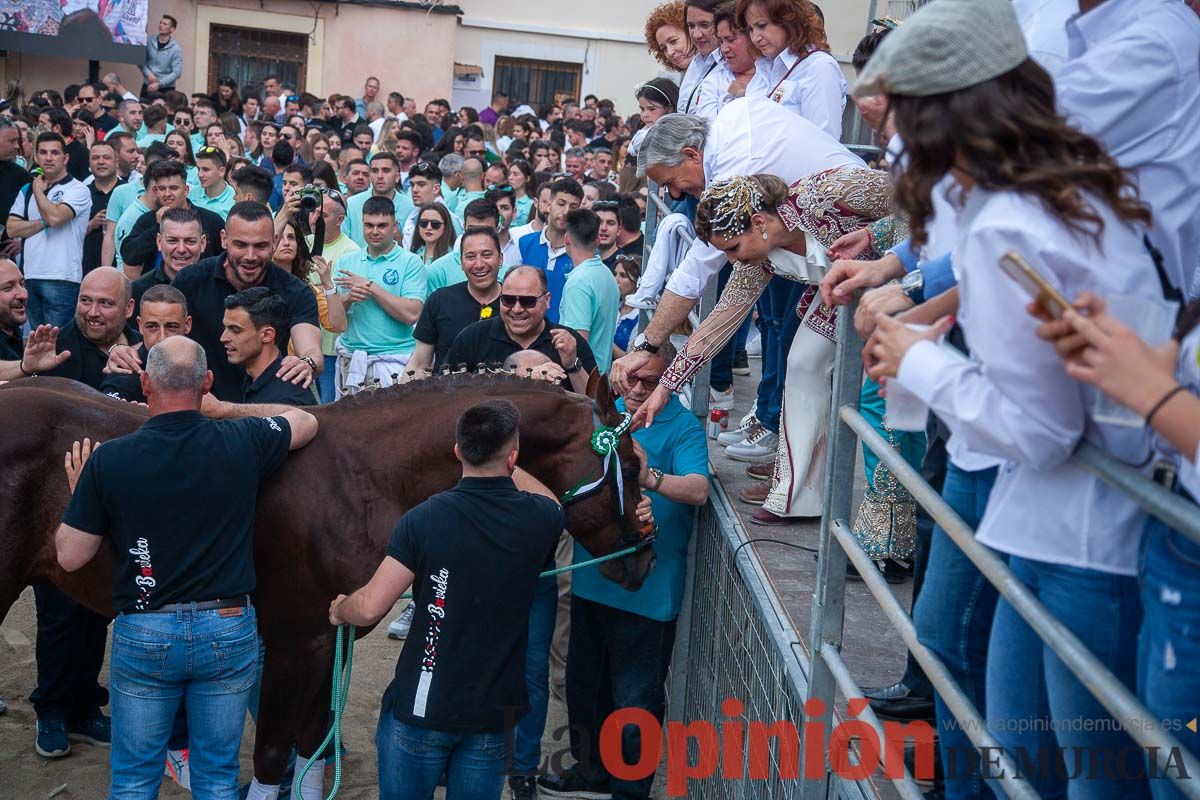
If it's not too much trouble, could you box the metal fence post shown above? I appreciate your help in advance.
[801,308,864,800]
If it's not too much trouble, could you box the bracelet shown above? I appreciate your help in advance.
[323,287,337,296]
[19,358,34,377]
[1144,385,1188,427]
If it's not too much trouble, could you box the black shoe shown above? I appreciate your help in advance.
[732,350,751,376]
[537,766,612,799]
[862,682,935,721]
[509,775,539,800]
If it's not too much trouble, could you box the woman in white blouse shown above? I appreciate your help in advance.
[735,0,847,140]
[862,9,1163,798]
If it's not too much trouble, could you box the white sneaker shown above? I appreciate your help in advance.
[387,605,415,640]
[165,748,191,790]
[718,413,759,446]
[710,386,734,410]
[746,332,762,357]
[725,427,778,462]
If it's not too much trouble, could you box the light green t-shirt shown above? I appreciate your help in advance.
[113,198,150,269]
[441,183,465,216]
[340,190,415,249]
[189,183,237,219]
[306,233,362,355]
[136,133,167,149]
[335,245,427,356]
[425,251,464,295]
[559,257,620,374]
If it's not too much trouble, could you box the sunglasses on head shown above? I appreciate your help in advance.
[591,200,619,210]
[500,293,545,309]
[286,95,299,103]
[418,218,444,230]
[198,146,222,154]
[487,184,514,194]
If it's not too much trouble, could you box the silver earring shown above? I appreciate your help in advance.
[760,228,768,241]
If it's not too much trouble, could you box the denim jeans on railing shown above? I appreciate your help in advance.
[755,276,793,433]
[1138,511,1200,800]
[512,574,558,775]
[109,606,258,800]
[376,714,506,800]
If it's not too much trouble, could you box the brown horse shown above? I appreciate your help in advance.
[0,372,654,786]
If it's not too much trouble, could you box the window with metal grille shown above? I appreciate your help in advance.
[208,24,309,97]
[493,56,582,111]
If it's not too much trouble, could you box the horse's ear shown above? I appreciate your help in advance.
[587,369,622,426]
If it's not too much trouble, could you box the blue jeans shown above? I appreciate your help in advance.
[317,355,338,404]
[512,575,557,774]
[913,465,998,800]
[1138,511,1200,800]
[987,557,1147,800]
[109,605,258,800]
[376,715,506,800]
[25,279,78,330]
[755,276,792,433]
[709,263,735,393]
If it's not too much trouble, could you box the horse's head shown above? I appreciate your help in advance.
[558,372,656,591]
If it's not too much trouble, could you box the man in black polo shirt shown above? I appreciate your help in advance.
[0,259,80,380]
[329,400,564,800]
[445,266,595,393]
[56,335,318,798]
[44,266,141,389]
[100,284,191,403]
[130,207,207,312]
[222,287,317,406]
[408,227,502,375]
[120,159,225,277]
[105,202,323,401]
[82,140,124,274]
[0,119,29,259]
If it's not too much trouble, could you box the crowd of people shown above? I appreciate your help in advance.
[2,0,1199,798]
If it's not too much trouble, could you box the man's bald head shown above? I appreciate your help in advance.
[81,266,132,306]
[503,349,552,373]
[76,266,133,347]
[145,336,208,395]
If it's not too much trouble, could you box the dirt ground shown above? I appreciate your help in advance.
[0,590,574,800]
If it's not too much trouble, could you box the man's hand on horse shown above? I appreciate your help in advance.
[64,438,99,493]
[329,594,349,626]
[105,343,142,375]
[609,348,652,396]
[530,362,567,384]
[21,325,70,374]
[549,329,577,367]
[636,495,654,528]
[276,355,314,387]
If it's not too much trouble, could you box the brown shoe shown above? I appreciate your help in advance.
[738,480,771,505]
[750,508,792,526]
[746,462,773,480]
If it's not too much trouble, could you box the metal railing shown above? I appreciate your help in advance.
[803,309,1200,799]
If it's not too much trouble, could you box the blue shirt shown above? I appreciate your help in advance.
[518,230,573,323]
[571,396,709,621]
[889,237,957,300]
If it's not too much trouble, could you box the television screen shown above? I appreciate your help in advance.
[0,0,149,65]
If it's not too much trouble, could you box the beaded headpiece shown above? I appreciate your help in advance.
[698,176,767,238]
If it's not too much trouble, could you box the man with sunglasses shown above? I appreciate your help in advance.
[172,108,194,138]
[445,266,595,394]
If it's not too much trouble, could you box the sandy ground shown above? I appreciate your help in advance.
[0,591,574,800]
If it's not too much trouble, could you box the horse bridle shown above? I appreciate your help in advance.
[559,408,658,555]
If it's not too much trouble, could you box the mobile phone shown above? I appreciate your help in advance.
[998,251,1072,319]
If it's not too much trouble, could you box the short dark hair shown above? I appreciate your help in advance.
[159,206,203,235]
[231,166,275,204]
[616,195,643,234]
[72,108,96,127]
[409,160,442,182]
[362,195,396,218]
[106,130,134,150]
[148,158,188,184]
[224,286,289,340]
[352,124,374,141]
[456,400,520,465]
[394,130,423,150]
[141,284,188,314]
[369,151,399,168]
[227,200,275,226]
[35,131,66,151]
[462,198,498,224]
[565,209,600,249]
[548,177,584,202]
[142,104,168,129]
[45,107,71,135]
[852,26,893,72]
[460,225,502,254]
[283,162,313,183]
[196,145,228,167]
[162,14,178,27]
[272,140,295,167]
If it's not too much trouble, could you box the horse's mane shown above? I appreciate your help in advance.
[328,370,585,411]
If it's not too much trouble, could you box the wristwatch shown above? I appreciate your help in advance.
[566,358,584,374]
[299,355,318,372]
[900,269,925,304]
[631,333,659,355]
[648,467,665,491]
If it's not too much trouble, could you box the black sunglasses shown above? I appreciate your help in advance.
[173,116,191,125]
[101,104,116,112]
[500,293,545,309]
[591,200,619,210]
[418,219,444,230]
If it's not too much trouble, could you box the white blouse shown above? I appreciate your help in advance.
[896,186,1162,575]
[744,48,847,140]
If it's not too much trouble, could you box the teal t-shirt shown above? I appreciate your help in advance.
[189,183,237,219]
[441,183,465,216]
[107,182,144,235]
[190,132,205,153]
[514,195,533,227]
[341,190,415,248]
[136,133,166,149]
[335,245,427,355]
[558,257,620,374]
[113,197,150,269]
[572,396,710,622]
[425,251,464,294]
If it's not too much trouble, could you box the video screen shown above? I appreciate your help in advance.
[0,0,149,64]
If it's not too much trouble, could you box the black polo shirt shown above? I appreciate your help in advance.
[45,321,142,389]
[383,476,564,732]
[61,410,292,612]
[131,264,173,314]
[619,235,644,259]
[172,256,320,401]
[413,283,501,367]
[82,177,124,274]
[242,354,318,406]
[0,326,22,361]
[120,204,225,269]
[444,317,596,390]
[0,161,30,231]
[99,344,148,403]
